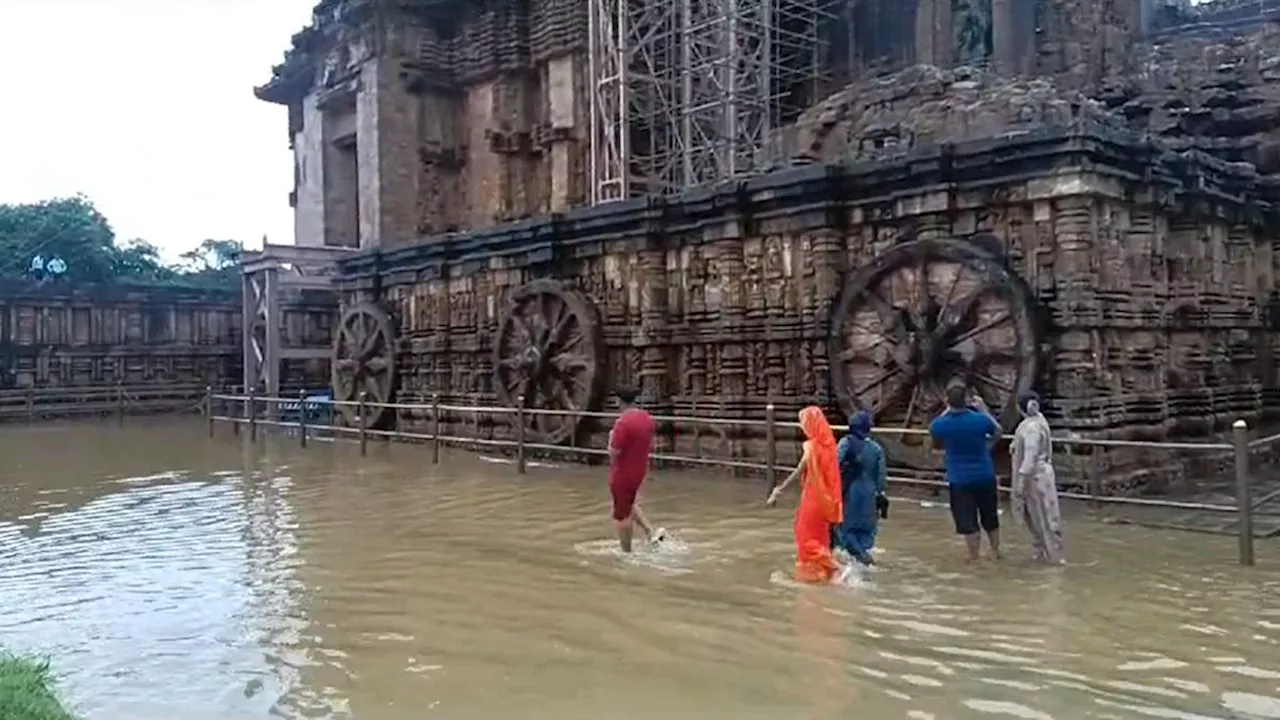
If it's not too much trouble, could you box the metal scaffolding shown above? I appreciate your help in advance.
[241,243,356,398]
[588,0,682,203]
[588,0,836,203]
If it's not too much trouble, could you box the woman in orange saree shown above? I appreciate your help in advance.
[766,406,845,583]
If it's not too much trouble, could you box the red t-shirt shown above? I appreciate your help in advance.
[609,407,655,487]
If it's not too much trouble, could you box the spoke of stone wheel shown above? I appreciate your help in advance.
[972,370,1014,395]
[839,330,898,363]
[558,332,583,354]
[852,366,901,398]
[547,300,571,346]
[935,290,988,341]
[361,374,381,402]
[554,383,579,412]
[910,248,930,328]
[518,376,536,408]
[359,313,372,351]
[505,375,524,394]
[510,313,532,348]
[359,324,381,359]
[935,264,966,326]
[861,288,904,339]
[948,310,1011,348]
[902,384,921,427]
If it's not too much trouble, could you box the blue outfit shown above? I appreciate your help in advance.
[928,408,1000,485]
[831,411,886,564]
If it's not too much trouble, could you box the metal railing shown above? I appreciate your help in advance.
[0,383,209,424]
[205,389,1266,567]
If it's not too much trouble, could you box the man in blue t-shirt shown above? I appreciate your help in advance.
[929,384,1002,563]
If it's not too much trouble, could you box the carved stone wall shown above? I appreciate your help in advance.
[0,284,241,389]
[260,0,1280,254]
[335,98,1280,496]
[260,0,589,249]
[0,283,337,394]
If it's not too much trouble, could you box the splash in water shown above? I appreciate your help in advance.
[573,532,699,574]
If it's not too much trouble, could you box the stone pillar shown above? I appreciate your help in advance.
[915,0,953,67]
[355,57,422,249]
[293,95,327,247]
[715,232,748,405]
[992,0,1015,75]
[546,54,578,212]
[637,244,669,411]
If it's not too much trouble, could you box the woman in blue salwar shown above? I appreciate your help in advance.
[831,410,888,566]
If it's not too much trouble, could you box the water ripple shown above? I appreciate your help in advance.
[0,420,1276,720]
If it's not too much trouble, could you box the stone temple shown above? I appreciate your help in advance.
[256,0,1280,496]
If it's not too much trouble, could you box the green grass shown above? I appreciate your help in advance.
[0,654,78,720]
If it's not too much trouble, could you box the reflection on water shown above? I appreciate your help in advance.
[1,419,1279,720]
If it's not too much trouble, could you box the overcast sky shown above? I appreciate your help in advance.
[0,0,313,261]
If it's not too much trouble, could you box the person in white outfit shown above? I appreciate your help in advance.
[1010,393,1064,564]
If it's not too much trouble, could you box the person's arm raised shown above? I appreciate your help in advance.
[767,444,810,506]
[970,394,1001,449]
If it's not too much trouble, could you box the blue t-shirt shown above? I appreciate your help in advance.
[928,408,999,486]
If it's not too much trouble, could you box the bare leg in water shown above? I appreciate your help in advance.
[615,506,665,553]
[962,533,981,563]
[633,506,666,544]
[615,516,635,553]
[987,529,1001,560]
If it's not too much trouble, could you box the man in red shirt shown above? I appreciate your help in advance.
[608,386,665,552]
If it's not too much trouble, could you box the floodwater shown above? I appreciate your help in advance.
[2,420,1280,720]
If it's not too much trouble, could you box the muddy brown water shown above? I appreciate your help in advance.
[1,418,1280,720]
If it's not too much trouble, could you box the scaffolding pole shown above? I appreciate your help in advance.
[680,0,772,186]
[588,0,682,203]
[589,0,836,201]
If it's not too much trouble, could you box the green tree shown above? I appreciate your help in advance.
[177,239,242,289]
[0,196,126,282]
[0,196,243,291]
[113,239,179,284]
[179,239,242,273]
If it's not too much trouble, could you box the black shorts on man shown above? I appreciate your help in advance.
[948,480,1000,536]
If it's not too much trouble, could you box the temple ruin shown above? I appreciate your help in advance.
[256,0,1280,494]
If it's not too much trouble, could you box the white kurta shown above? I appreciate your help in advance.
[1010,413,1065,563]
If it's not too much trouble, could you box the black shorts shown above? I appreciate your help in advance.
[949,481,1000,535]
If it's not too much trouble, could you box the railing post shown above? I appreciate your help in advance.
[358,391,369,456]
[1233,419,1255,567]
[298,389,309,448]
[206,386,214,437]
[25,388,33,425]
[116,382,125,426]
[765,402,777,486]
[516,395,527,475]
[231,386,241,437]
[432,393,441,464]
[248,385,258,443]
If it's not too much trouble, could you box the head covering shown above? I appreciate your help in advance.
[847,410,872,441]
[842,409,873,463]
[799,406,842,524]
[1018,392,1041,417]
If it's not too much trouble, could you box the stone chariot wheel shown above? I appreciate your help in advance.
[331,301,398,428]
[828,237,1040,460]
[493,279,604,445]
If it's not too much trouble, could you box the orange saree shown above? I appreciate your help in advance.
[794,407,844,583]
